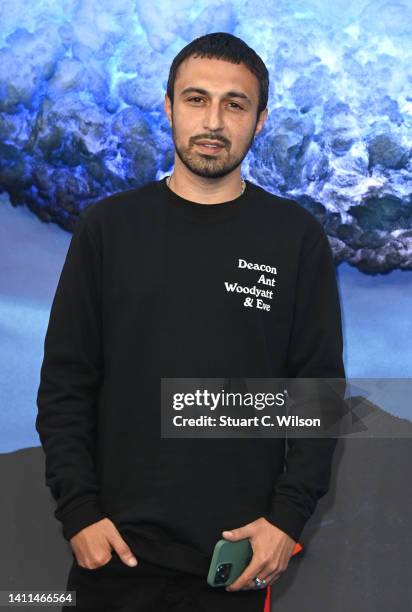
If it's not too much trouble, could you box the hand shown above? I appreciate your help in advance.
[70,517,138,569]
[222,517,297,591]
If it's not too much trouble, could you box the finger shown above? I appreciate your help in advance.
[259,569,282,588]
[108,534,138,567]
[225,560,266,592]
[77,549,113,569]
[240,565,284,591]
[240,573,270,591]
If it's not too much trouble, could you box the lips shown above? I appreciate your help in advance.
[195,141,225,148]
[195,142,225,155]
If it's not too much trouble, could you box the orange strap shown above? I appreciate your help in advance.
[263,542,303,610]
[264,584,271,611]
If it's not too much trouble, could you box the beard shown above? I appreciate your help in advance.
[171,116,258,179]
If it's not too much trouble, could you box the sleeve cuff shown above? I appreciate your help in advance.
[57,498,106,541]
[262,501,309,543]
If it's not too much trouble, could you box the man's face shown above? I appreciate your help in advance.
[164,55,268,179]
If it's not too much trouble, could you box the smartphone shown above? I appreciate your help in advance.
[207,538,303,587]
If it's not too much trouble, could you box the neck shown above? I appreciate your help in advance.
[167,165,245,204]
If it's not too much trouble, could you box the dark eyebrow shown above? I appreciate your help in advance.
[180,86,252,106]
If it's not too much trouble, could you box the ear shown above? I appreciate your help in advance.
[254,107,268,137]
[164,94,172,127]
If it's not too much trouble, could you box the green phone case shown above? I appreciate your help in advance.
[207,538,253,587]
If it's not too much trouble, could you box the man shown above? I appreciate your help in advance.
[36,32,345,611]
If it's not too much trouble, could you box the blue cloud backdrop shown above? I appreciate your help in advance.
[0,0,411,451]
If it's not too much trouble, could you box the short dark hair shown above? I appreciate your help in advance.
[166,32,269,116]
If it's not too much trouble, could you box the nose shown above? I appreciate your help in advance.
[203,101,224,132]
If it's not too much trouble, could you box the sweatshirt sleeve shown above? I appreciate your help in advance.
[35,208,106,542]
[262,219,346,543]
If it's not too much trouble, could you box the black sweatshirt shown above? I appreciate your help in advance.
[36,176,345,577]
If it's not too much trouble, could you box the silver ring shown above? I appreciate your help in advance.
[253,576,267,588]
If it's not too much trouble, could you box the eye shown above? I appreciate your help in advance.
[228,102,243,110]
[186,97,244,110]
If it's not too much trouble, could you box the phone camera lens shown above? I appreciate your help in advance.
[214,563,231,585]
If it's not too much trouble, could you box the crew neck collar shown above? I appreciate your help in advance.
[158,175,249,223]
